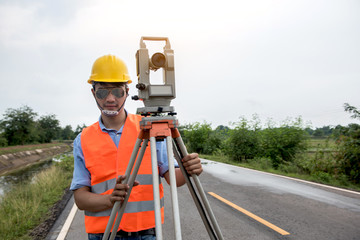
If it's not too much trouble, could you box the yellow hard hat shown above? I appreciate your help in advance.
[87,55,132,84]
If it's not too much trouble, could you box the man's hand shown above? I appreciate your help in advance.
[110,175,139,206]
[182,153,203,176]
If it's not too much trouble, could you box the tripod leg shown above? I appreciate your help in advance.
[172,140,217,240]
[150,137,163,240]
[166,136,182,239]
[102,137,144,240]
[173,136,224,240]
[108,139,149,240]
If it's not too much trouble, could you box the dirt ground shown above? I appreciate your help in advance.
[29,188,73,240]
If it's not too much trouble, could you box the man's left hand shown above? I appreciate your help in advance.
[182,153,203,176]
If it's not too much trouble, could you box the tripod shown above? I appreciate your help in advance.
[102,114,224,240]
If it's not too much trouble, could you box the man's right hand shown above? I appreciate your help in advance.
[109,175,139,206]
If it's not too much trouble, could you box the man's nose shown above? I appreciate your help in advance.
[105,92,116,101]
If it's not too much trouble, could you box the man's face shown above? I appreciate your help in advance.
[92,83,128,112]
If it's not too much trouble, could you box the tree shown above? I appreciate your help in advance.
[333,125,347,139]
[305,127,314,136]
[260,118,308,168]
[37,114,61,143]
[313,128,325,138]
[336,124,360,183]
[225,117,261,162]
[321,126,333,136]
[344,103,360,120]
[183,122,220,154]
[60,125,75,140]
[335,103,360,183]
[0,131,7,147]
[214,125,230,141]
[74,124,87,137]
[0,106,39,145]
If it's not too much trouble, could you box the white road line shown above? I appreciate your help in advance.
[201,159,360,196]
[56,203,78,240]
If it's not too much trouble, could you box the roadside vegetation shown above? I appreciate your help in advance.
[180,103,360,191]
[0,154,74,240]
[0,105,87,147]
[0,105,78,239]
[0,103,359,239]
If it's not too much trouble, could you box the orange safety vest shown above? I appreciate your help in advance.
[81,113,164,233]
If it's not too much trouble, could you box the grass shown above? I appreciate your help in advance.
[0,142,68,155]
[306,138,337,152]
[0,155,73,240]
[199,138,360,192]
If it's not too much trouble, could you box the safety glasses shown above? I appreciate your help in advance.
[95,87,125,99]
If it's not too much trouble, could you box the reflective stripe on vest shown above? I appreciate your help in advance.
[85,198,165,217]
[90,174,159,194]
[81,114,164,233]
[84,174,164,217]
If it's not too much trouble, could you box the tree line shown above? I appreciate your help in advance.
[180,116,308,168]
[1,104,359,184]
[180,103,360,184]
[0,105,86,146]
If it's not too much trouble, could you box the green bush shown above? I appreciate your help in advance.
[224,116,261,162]
[313,171,332,183]
[0,134,7,147]
[260,118,308,168]
[183,122,221,154]
[335,124,360,183]
[55,154,75,173]
[277,162,302,174]
[225,127,261,162]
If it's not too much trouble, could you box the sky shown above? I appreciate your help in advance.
[0,0,359,130]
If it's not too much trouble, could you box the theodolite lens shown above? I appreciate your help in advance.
[151,52,166,68]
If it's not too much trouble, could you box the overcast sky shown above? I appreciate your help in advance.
[0,0,359,129]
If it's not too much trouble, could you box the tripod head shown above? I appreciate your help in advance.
[132,37,176,115]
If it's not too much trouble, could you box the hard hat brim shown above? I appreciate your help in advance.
[87,78,132,84]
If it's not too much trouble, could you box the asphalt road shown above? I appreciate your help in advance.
[47,159,360,240]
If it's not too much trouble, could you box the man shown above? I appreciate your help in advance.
[70,54,203,240]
